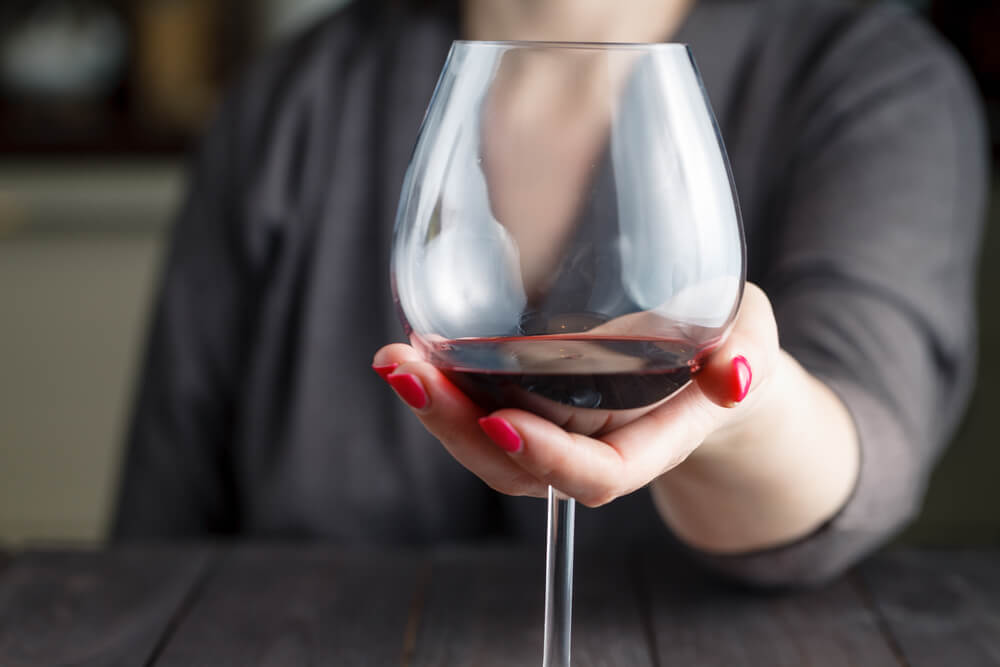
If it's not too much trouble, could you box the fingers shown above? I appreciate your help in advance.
[372,343,421,378]
[370,281,781,508]
[482,410,630,507]
[695,282,779,409]
[476,388,718,508]
[472,283,781,505]
[373,346,731,508]
[372,345,548,499]
[372,344,664,506]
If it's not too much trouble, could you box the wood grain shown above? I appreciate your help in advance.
[0,546,212,667]
[3,546,996,665]
[640,553,901,666]
[408,547,654,666]
[407,546,545,667]
[153,546,423,666]
[571,549,656,667]
[859,550,1000,666]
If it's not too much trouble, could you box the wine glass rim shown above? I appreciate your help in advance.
[453,39,690,51]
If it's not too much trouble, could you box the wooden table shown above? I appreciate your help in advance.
[0,546,996,666]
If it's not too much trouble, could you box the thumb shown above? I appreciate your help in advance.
[695,282,778,408]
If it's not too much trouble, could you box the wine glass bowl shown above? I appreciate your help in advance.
[393,41,745,428]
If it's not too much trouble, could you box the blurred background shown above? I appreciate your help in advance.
[0,0,997,546]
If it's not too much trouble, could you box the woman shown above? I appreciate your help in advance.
[114,0,987,587]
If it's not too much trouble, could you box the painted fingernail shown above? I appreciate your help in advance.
[387,373,429,410]
[372,363,400,381]
[730,355,752,405]
[478,417,522,453]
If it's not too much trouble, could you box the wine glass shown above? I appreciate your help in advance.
[391,41,744,667]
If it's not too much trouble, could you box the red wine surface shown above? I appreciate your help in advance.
[431,335,704,411]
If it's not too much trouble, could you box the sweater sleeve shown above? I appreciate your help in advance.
[695,5,988,586]
[110,87,257,538]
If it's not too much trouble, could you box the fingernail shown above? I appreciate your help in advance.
[372,363,400,381]
[478,417,522,453]
[730,355,752,405]
[387,373,429,410]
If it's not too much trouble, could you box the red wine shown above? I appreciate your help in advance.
[430,335,705,411]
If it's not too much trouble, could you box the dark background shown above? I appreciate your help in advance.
[0,0,996,545]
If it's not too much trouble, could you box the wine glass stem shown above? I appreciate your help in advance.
[543,485,575,667]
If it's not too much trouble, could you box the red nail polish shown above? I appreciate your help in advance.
[372,363,400,381]
[731,356,752,404]
[478,417,522,453]
[387,373,428,410]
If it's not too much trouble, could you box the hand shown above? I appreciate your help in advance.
[372,283,779,508]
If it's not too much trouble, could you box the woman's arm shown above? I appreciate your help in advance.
[650,344,859,555]
[673,5,989,586]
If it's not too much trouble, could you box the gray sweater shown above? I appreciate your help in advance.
[113,0,988,586]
